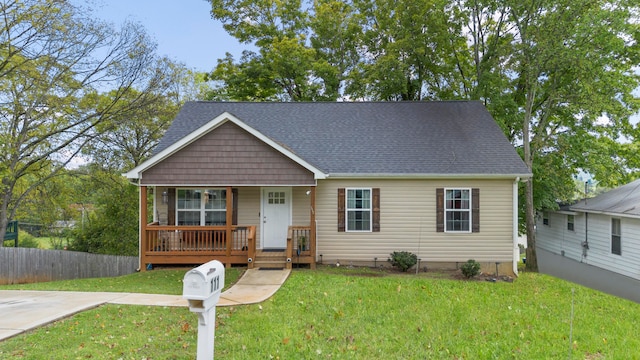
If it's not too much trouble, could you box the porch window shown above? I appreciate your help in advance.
[177,189,226,225]
[611,218,621,255]
[346,188,371,231]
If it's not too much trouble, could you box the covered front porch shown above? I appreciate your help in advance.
[138,186,317,270]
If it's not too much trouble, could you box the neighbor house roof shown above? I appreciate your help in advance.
[128,101,530,179]
[571,179,640,217]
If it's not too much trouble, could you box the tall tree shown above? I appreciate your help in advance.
[0,0,170,244]
[504,0,640,270]
[205,0,640,272]
[206,0,360,101]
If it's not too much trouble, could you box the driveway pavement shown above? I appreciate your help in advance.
[537,247,640,304]
[0,268,290,341]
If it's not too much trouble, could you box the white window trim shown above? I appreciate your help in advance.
[444,188,472,233]
[567,215,575,232]
[176,188,227,226]
[611,218,621,256]
[345,187,372,232]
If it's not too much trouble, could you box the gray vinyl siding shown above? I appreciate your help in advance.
[536,212,585,261]
[140,121,315,186]
[314,179,516,264]
[292,187,311,226]
[537,211,640,281]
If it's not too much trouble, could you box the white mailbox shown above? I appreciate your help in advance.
[183,260,224,310]
[183,260,225,360]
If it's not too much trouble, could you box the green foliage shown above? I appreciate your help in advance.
[461,259,481,278]
[2,230,39,248]
[16,230,39,248]
[388,251,418,272]
[69,169,139,256]
[0,0,173,246]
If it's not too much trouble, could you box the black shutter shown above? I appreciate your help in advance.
[436,188,444,232]
[338,188,345,232]
[472,188,480,233]
[372,188,380,232]
[232,188,238,225]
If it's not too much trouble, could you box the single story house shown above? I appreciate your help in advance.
[125,101,531,275]
[536,179,640,281]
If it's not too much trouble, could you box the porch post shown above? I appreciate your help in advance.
[310,186,317,269]
[140,185,148,272]
[225,186,233,268]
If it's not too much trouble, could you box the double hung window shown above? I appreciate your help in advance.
[567,215,575,231]
[445,189,471,232]
[177,189,226,225]
[611,218,621,255]
[346,188,371,231]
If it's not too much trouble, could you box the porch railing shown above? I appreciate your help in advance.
[286,226,313,268]
[143,224,256,267]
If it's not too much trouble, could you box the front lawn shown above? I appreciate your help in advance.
[1,267,638,359]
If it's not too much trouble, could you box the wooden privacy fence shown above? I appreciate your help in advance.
[0,248,138,285]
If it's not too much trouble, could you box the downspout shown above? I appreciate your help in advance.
[139,185,147,272]
[513,178,520,276]
[581,182,589,262]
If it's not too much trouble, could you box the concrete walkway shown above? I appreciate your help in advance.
[0,268,290,341]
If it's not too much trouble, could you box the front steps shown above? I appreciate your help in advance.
[253,249,287,269]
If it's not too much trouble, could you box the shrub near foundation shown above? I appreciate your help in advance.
[461,259,481,278]
[388,251,418,272]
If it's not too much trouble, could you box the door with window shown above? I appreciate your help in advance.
[262,188,291,249]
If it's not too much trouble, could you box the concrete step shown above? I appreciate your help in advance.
[254,259,288,269]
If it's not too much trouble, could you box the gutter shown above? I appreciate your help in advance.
[327,173,532,180]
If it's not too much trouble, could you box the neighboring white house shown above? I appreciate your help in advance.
[536,179,640,281]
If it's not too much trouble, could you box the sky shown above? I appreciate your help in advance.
[79,0,246,72]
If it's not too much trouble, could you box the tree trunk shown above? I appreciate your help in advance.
[524,179,538,271]
[523,85,538,271]
[0,199,8,247]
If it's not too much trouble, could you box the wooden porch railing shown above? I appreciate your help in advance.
[286,225,315,269]
[142,224,256,268]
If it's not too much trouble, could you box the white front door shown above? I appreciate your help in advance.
[261,188,291,249]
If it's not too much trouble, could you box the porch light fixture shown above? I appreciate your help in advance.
[162,191,168,204]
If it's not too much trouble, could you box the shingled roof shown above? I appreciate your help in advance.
[150,101,530,177]
[571,179,640,217]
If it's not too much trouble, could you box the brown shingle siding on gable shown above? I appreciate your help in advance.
[140,121,315,186]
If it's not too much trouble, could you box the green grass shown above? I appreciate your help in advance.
[1,267,639,359]
[1,267,242,295]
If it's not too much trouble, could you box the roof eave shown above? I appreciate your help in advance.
[569,207,640,219]
[326,173,531,180]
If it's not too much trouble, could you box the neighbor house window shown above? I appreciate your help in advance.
[445,189,471,232]
[177,189,226,226]
[346,188,371,231]
[611,218,621,255]
[567,215,574,231]
[543,212,549,226]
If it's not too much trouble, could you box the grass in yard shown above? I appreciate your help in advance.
[1,267,243,295]
[1,267,639,359]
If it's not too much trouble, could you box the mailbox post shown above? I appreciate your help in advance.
[183,260,225,360]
